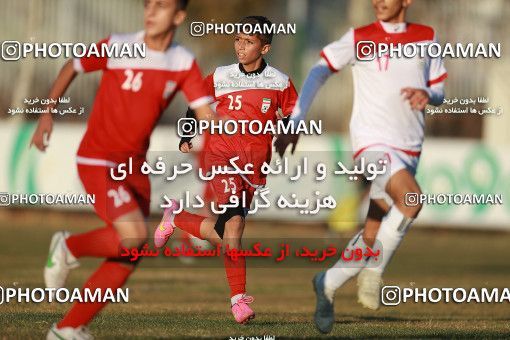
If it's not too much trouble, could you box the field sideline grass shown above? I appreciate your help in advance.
[0,210,510,339]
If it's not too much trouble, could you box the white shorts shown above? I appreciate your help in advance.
[354,144,420,204]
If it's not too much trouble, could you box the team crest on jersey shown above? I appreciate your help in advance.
[162,81,177,99]
[261,98,271,113]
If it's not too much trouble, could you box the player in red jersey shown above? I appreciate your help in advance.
[31,1,214,339]
[154,16,298,324]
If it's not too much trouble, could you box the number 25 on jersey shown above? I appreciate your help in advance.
[227,94,242,110]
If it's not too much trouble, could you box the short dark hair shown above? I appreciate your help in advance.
[239,16,273,45]
[177,0,189,10]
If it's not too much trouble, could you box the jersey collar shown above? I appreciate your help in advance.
[238,59,267,76]
[378,20,407,34]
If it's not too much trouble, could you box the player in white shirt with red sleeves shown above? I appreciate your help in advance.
[275,0,447,333]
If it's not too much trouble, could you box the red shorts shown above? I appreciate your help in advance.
[198,135,216,205]
[209,173,259,206]
[202,180,216,205]
[77,163,151,223]
[203,134,270,207]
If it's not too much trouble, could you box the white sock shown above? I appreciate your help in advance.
[231,293,244,306]
[324,230,367,301]
[368,206,413,274]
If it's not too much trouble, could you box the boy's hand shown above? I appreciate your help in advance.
[274,133,299,158]
[179,141,193,153]
[30,113,53,151]
[401,88,430,111]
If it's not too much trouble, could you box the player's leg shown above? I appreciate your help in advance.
[358,148,421,310]
[154,199,220,247]
[48,165,149,337]
[55,209,147,329]
[323,197,387,296]
[154,167,239,248]
[44,224,128,291]
[154,172,254,324]
[367,167,422,273]
[362,197,390,247]
[45,164,138,289]
[157,208,254,325]
[208,174,254,324]
[153,176,224,247]
[177,150,217,258]
[312,229,365,334]
[155,145,223,248]
[312,196,388,334]
[177,184,215,260]
[222,212,245,300]
[154,158,220,247]
[356,196,391,310]
[219,206,255,324]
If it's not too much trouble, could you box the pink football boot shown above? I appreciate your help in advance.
[231,295,255,324]
[154,199,180,248]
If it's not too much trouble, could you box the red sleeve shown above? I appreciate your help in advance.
[278,79,298,118]
[73,37,109,73]
[204,73,216,99]
[180,60,213,109]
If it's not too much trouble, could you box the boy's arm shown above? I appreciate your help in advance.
[31,37,109,151]
[292,28,355,123]
[178,107,198,153]
[402,33,447,110]
[180,64,215,121]
[274,78,300,157]
[194,102,215,121]
[290,59,334,123]
[275,30,355,156]
[274,60,336,157]
[30,59,77,151]
[179,73,216,153]
[423,33,447,106]
[193,73,216,121]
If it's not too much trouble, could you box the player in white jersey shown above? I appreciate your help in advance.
[275,0,447,333]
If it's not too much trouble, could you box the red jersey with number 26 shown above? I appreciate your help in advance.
[74,31,212,165]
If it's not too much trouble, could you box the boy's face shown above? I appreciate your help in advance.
[234,33,270,66]
[371,0,411,22]
[144,0,186,37]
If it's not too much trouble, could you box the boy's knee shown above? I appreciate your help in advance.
[397,199,422,218]
[115,221,148,248]
[226,215,243,227]
[223,215,245,240]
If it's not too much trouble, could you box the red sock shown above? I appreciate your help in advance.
[57,260,133,328]
[223,254,246,297]
[173,211,206,239]
[66,226,122,258]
